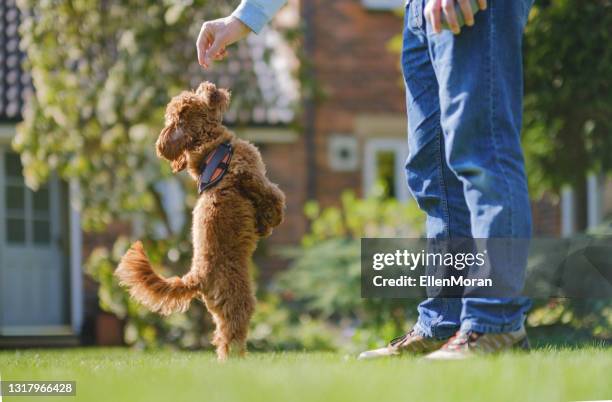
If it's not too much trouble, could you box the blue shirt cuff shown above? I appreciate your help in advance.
[231,2,269,34]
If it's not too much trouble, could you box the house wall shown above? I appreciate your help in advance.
[252,138,308,247]
[306,0,406,207]
[531,194,561,236]
[226,1,409,274]
[255,138,308,280]
[252,0,408,279]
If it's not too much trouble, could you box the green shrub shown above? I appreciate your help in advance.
[528,220,612,341]
[277,191,426,351]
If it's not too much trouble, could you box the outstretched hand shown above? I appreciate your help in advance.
[425,0,487,35]
[196,16,251,68]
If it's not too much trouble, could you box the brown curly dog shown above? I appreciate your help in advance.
[115,81,285,360]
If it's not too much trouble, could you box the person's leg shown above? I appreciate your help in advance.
[402,0,472,340]
[426,0,534,335]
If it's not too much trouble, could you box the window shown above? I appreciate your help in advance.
[5,152,27,244]
[375,150,397,198]
[363,139,409,201]
[3,151,52,246]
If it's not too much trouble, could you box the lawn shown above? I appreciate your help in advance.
[1,347,611,402]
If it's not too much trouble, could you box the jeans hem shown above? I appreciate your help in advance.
[414,320,457,340]
[459,319,524,334]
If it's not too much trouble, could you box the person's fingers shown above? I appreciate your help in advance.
[213,48,227,61]
[204,36,225,67]
[458,0,474,26]
[197,17,251,68]
[197,23,214,67]
[426,0,442,34]
[442,0,460,34]
[196,31,206,67]
[478,0,487,10]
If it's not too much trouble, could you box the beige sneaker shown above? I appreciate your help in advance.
[358,330,449,360]
[424,327,530,360]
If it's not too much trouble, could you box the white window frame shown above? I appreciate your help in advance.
[363,138,410,202]
[587,173,603,230]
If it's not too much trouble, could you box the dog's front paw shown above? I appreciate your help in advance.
[255,215,273,237]
[255,205,282,237]
[256,219,273,237]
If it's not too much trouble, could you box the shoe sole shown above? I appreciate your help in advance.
[424,335,531,361]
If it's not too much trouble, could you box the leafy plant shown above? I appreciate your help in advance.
[523,0,612,195]
[528,219,612,342]
[278,192,426,350]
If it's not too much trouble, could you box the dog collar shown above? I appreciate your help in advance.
[197,141,233,194]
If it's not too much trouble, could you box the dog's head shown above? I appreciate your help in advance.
[156,81,231,172]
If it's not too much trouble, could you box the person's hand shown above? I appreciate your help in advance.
[425,0,487,35]
[196,16,251,68]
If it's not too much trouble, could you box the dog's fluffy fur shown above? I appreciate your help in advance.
[115,82,285,360]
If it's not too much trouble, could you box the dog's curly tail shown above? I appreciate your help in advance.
[114,241,200,316]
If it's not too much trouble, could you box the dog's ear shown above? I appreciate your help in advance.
[196,81,231,114]
[156,123,190,161]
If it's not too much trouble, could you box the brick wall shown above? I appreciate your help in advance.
[257,0,406,255]
[258,140,308,246]
[307,0,406,207]
[531,194,561,236]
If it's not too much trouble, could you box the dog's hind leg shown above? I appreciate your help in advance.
[229,294,255,358]
[208,309,230,361]
[216,341,230,361]
[235,342,247,358]
[206,290,255,360]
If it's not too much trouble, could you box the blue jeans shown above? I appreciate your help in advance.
[402,0,534,338]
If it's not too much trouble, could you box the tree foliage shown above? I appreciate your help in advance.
[523,0,612,193]
[15,0,232,231]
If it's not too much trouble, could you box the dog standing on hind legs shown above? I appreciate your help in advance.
[115,81,285,360]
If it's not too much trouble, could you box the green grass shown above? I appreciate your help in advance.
[1,347,611,402]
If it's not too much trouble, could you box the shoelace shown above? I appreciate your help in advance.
[389,330,415,347]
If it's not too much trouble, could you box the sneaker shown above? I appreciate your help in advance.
[424,327,530,360]
[358,330,449,360]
